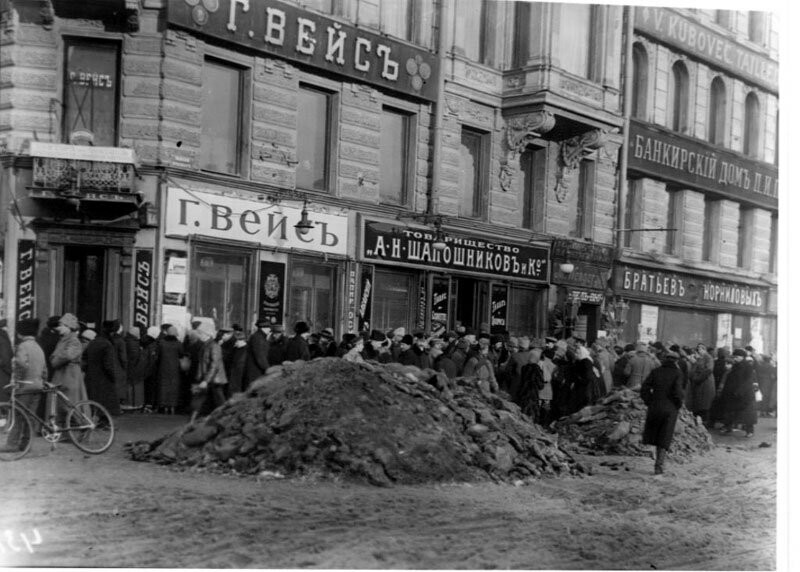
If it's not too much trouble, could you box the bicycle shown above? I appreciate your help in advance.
[0,380,115,461]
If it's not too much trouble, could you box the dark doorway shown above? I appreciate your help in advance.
[63,245,105,328]
[453,277,489,332]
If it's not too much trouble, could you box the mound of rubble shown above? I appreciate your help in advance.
[127,358,588,485]
[552,387,714,461]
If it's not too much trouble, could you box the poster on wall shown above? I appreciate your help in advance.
[716,313,732,351]
[431,278,449,335]
[15,240,36,321]
[749,317,764,354]
[638,304,659,344]
[163,251,187,306]
[133,250,153,331]
[258,261,285,326]
[490,284,508,334]
[358,265,374,332]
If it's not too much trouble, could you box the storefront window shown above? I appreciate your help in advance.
[658,308,715,347]
[190,249,249,330]
[63,39,119,146]
[372,269,418,332]
[507,286,545,337]
[288,260,335,332]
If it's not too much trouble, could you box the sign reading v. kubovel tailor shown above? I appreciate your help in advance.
[363,221,549,282]
[166,187,348,255]
[167,0,439,102]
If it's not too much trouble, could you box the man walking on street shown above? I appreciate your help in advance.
[640,350,684,475]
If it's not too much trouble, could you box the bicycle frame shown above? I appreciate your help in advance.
[6,384,96,435]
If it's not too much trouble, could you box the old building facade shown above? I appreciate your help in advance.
[0,1,778,353]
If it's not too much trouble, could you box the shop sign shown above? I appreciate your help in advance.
[635,7,778,93]
[363,221,549,283]
[568,290,605,304]
[551,263,609,290]
[358,265,373,332]
[346,266,358,333]
[551,238,614,266]
[431,278,449,331]
[133,250,153,330]
[15,240,35,321]
[490,284,508,334]
[166,188,348,256]
[167,0,439,102]
[258,261,285,325]
[163,251,187,306]
[614,264,767,313]
[629,120,778,210]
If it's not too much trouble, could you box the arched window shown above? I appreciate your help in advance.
[744,92,761,158]
[708,77,726,145]
[669,61,690,133]
[632,43,648,120]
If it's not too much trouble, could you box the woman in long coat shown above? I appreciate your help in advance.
[640,351,684,475]
[156,326,184,414]
[689,344,716,426]
[83,325,121,416]
[50,313,88,407]
[719,349,758,437]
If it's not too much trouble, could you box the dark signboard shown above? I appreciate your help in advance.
[614,263,768,314]
[551,263,610,291]
[490,284,508,334]
[635,7,778,93]
[358,265,373,332]
[551,238,614,266]
[629,120,778,210]
[167,0,439,102]
[258,261,285,325]
[133,250,153,330]
[15,240,35,321]
[363,221,549,283]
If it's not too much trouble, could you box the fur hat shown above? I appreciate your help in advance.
[370,329,387,342]
[392,327,406,339]
[16,318,40,337]
[128,327,140,339]
[624,343,636,352]
[102,320,118,334]
[401,334,414,345]
[294,321,310,335]
[46,315,61,329]
[663,350,680,360]
[733,348,748,357]
[59,313,79,331]
[196,318,216,340]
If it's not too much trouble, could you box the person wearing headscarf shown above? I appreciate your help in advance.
[191,320,227,421]
[340,333,365,363]
[640,350,684,475]
[156,325,184,414]
[50,313,89,412]
[285,321,312,361]
[84,321,121,416]
[570,345,605,414]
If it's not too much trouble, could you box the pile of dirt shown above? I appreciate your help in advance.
[127,358,588,485]
[552,387,714,461]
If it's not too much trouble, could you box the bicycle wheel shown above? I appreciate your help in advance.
[0,402,33,461]
[66,400,115,454]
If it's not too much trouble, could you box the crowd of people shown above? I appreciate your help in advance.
[0,314,777,443]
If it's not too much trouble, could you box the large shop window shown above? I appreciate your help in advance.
[190,249,249,330]
[372,269,418,332]
[459,127,489,219]
[507,286,545,337]
[658,308,715,347]
[708,77,727,146]
[632,43,648,120]
[63,39,120,146]
[288,260,336,332]
[520,145,546,231]
[380,107,411,205]
[201,59,244,175]
[297,85,333,192]
[558,4,595,79]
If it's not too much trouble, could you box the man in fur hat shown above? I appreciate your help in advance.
[285,321,311,361]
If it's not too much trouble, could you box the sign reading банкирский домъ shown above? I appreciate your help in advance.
[165,187,348,255]
[614,264,768,314]
[167,0,440,102]
[363,220,549,283]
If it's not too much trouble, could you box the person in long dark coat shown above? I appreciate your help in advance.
[569,346,605,414]
[156,326,183,413]
[689,343,716,426]
[719,348,758,437]
[124,327,142,407]
[108,321,128,408]
[37,316,62,381]
[285,321,311,361]
[267,325,288,366]
[0,319,12,402]
[84,325,121,416]
[227,331,248,394]
[245,320,272,382]
[139,326,161,411]
[640,351,684,475]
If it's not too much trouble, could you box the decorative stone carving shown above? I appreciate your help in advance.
[555,129,611,202]
[499,111,556,192]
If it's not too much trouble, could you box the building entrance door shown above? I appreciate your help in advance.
[453,277,489,332]
[63,245,105,327]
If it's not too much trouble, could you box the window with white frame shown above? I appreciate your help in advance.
[567,160,596,240]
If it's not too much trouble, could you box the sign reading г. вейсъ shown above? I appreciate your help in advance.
[614,264,768,314]
[363,221,549,282]
[635,7,778,94]
[167,0,439,102]
[629,120,778,211]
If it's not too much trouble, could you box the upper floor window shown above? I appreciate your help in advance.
[558,4,597,80]
[737,207,754,269]
[708,76,727,146]
[623,179,642,249]
[520,145,546,231]
[744,92,761,158]
[381,0,433,47]
[201,58,244,175]
[748,12,766,45]
[459,127,489,219]
[458,0,495,65]
[63,38,120,146]
[769,213,778,274]
[702,197,719,262]
[632,43,648,120]
[669,61,690,133]
[380,107,412,205]
[297,85,333,192]
[665,191,679,255]
[715,10,732,29]
[567,160,596,240]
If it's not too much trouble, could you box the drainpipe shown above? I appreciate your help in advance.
[428,0,448,216]
[616,5,634,253]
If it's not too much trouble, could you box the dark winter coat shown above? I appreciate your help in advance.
[398,348,421,368]
[689,353,716,414]
[110,333,128,399]
[719,360,758,427]
[612,354,630,387]
[0,329,12,401]
[124,332,142,393]
[138,336,159,407]
[516,362,545,418]
[156,335,183,408]
[84,335,121,415]
[570,358,604,414]
[433,354,458,380]
[227,345,248,394]
[37,327,61,380]
[285,335,310,362]
[640,361,684,450]
[245,330,271,382]
[267,336,287,366]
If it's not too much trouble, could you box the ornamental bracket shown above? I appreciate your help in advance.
[555,128,613,202]
[499,111,556,192]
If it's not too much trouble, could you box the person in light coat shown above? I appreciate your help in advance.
[50,313,88,410]
[624,343,655,390]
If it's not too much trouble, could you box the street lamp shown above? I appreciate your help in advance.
[294,198,314,236]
